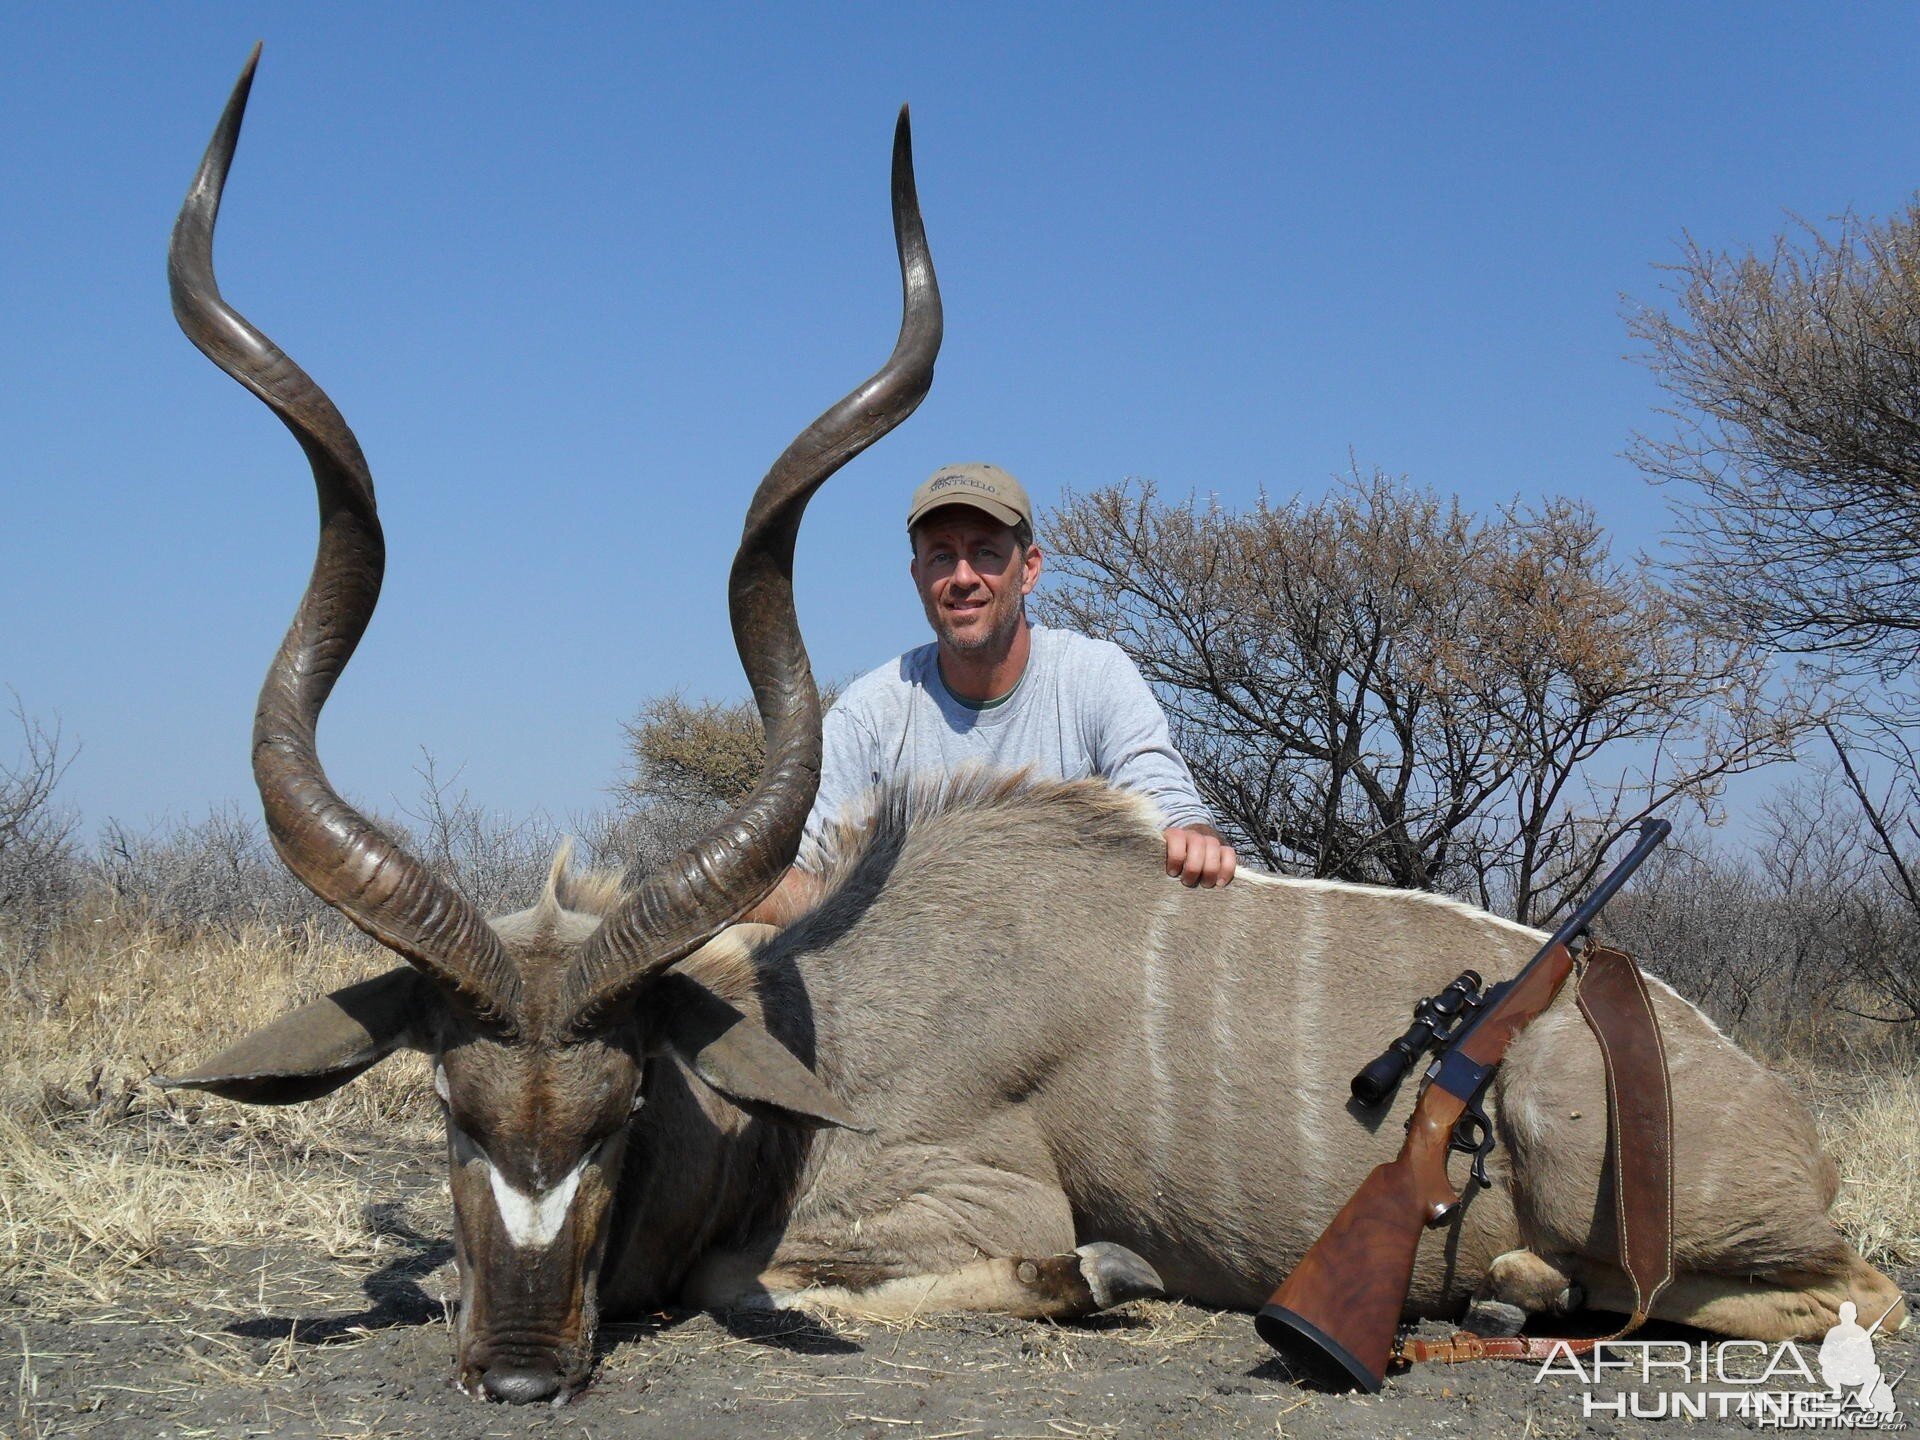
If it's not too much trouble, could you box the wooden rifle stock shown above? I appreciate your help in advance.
[1256,1086,1474,1390]
[1256,820,1670,1392]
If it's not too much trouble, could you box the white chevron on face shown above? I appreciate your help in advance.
[487,1157,588,1250]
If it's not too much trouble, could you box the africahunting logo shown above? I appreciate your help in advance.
[1535,1300,1906,1427]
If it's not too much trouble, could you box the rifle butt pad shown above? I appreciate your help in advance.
[1255,1302,1385,1393]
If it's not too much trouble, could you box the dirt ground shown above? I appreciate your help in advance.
[6,1144,1913,1440]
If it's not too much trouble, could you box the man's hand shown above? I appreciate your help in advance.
[1164,825,1237,888]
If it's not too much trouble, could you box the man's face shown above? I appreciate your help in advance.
[910,507,1043,655]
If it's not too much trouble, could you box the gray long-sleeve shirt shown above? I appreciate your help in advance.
[797,625,1212,868]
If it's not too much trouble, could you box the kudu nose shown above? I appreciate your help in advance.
[481,1365,563,1405]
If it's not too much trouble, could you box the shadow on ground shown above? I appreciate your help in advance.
[226,1201,451,1346]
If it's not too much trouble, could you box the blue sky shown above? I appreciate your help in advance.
[6,3,1919,829]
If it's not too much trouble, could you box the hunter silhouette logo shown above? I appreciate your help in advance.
[1819,1300,1901,1419]
[1535,1296,1908,1427]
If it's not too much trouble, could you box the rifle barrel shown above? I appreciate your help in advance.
[1546,818,1671,955]
[1446,819,1669,1056]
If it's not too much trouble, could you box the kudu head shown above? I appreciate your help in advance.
[158,47,940,1405]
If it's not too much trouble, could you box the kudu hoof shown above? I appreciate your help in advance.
[1462,1299,1529,1338]
[1075,1241,1164,1309]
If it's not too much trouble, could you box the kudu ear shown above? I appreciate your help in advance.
[653,970,868,1133]
[155,966,435,1106]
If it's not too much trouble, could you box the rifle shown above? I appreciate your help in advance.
[1255,819,1671,1392]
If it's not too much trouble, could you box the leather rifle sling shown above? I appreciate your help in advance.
[1401,945,1675,1365]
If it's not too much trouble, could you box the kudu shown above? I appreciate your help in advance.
[165,51,1905,1408]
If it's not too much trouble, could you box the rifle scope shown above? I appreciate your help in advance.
[1349,969,1484,1107]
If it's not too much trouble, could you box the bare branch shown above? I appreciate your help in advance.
[1631,210,1920,679]
[0,694,81,972]
[1041,474,1802,921]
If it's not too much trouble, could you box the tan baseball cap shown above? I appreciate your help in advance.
[906,462,1032,533]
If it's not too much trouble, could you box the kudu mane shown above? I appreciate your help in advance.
[486,775,1159,1006]
[803,770,1163,915]
[487,844,630,953]
[485,849,778,1013]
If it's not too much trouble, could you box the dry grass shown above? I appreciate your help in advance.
[1792,1060,1920,1269]
[2,913,1915,1328]
[0,912,438,1313]
[4,906,433,1121]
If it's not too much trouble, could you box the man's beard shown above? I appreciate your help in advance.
[929,596,1024,655]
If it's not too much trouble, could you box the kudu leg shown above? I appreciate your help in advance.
[1468,1243,1908,1343]
[744,1244,1163,1322]
[1465,1248,1586,1336]
[1569,1253,1908,1342]
[689,1160,1162,1320]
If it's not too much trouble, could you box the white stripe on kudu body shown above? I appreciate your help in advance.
[1207,915,1241,1228]
[1284,883,1330,1196]
[1138,891,1179,1181]
[487,1159,588,1250]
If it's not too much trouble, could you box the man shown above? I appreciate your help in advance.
[748,463,1234,924]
